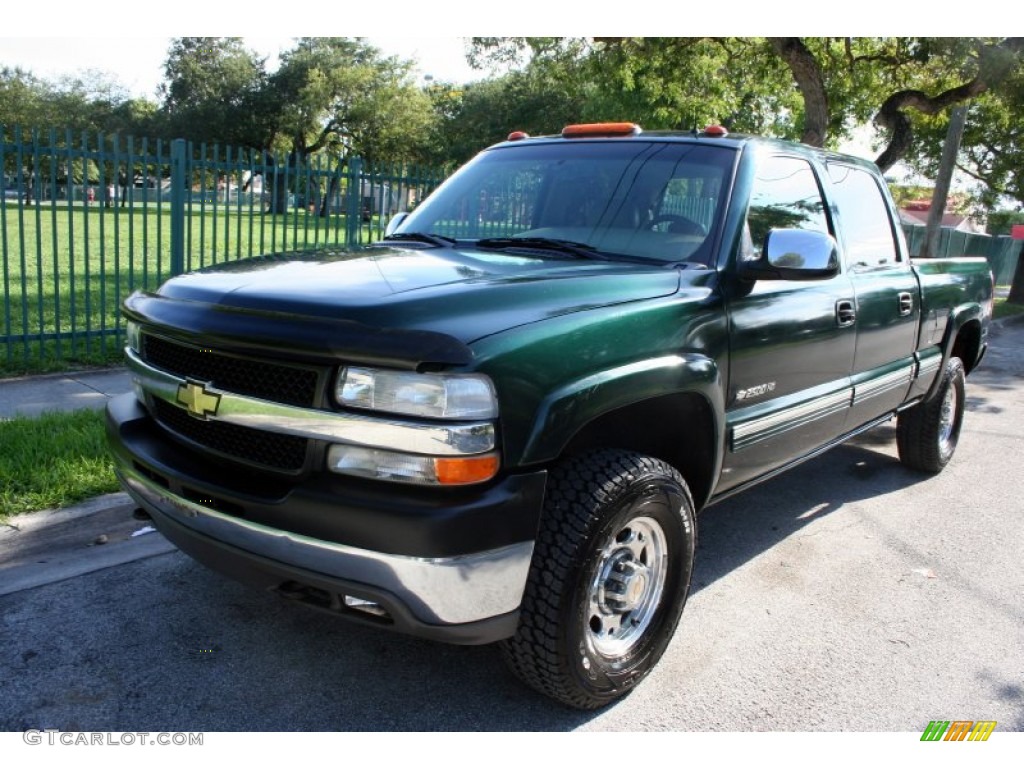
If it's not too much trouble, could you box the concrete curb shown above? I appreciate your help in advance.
[3,492,131,533]
[0,492,176,597]
[995,311,1024,329]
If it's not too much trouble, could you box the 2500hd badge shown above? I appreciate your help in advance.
[108,123,992,709]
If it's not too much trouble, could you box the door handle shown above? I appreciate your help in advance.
[898,292,914,316]
[836,299,856,327]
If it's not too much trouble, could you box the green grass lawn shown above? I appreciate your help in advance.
[994,295,1024,319]
[0,409,118,521]
[1,201,377,376]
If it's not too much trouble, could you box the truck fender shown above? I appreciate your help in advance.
[925,303,985,402]
[518,354,725,497]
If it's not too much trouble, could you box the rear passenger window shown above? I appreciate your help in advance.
[827,164,899,268]
[745,155,829,256]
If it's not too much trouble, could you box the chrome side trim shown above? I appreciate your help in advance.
[852,365,914,406]
[118,465,532,625]
[729,352,946,454]
[125,349,495,456]
[916,354,942,379]
[731,389,852,451]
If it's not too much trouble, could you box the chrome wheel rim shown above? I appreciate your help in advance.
[585,515,668,662]
[938,383,958,454]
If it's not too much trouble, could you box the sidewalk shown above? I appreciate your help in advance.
[0,368,132,420]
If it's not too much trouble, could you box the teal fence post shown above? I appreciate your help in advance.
[346,157,362,247]
[170,138,187,276]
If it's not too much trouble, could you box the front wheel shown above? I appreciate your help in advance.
[500,450,696,709]
[897,356,966,473]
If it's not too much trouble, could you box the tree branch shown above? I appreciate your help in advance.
[874,37,1024,172]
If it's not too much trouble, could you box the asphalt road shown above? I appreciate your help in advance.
[2,322,1022,732]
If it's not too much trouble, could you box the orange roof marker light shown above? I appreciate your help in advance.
[562,122,642,139]
[703,124,729,137]
[507,131,530,141]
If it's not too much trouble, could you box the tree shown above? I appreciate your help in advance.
[160,37,274,148]
[269,38,434,163]
[0,67,48,129]
[903,64,1024,209]
[469,37,1024,189]
[468,38,804,136]
[425,68,594,167]
[1,67,160,200]
[1,66,155,136]
[263,38,436,214]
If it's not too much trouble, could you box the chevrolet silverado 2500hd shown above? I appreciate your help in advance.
[107,123,993,709]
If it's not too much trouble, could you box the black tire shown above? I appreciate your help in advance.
[897,356,966,473]
[499,449,696,709]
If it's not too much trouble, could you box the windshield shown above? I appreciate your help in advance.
[396,140,735,265]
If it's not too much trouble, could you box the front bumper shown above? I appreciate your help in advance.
[107,393,547,644]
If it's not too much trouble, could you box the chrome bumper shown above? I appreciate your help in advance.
[118,462,534,626]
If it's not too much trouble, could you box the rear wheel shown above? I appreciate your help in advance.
[500,449,696,709]
[897,356,966,473]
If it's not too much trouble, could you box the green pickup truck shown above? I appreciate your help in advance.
[107,123,993,709]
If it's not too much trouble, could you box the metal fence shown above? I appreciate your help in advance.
[1,127,446,374]
[2,125,1021,376]
[902,224,1021,285]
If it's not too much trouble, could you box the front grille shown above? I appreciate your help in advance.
[143,334,321,407]
[153,398,310,474]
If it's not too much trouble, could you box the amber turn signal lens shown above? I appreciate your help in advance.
[434,454,500,485]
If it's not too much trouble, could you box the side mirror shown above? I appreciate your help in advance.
[738,229,839,281]
[384,212,409,238]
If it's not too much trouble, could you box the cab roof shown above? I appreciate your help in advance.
[493,122,875,169]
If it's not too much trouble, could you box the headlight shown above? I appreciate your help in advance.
[126,320,142,354]
[327,444,499,485]
[336,367,498,420]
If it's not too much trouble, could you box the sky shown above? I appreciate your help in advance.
[0,36,483,99]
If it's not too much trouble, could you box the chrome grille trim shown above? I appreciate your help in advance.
[126,349,496,456]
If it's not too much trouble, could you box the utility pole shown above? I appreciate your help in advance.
[920,106,968,259]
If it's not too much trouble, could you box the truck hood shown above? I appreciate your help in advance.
[155,246,681,345]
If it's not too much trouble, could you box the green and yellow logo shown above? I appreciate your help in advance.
[176,379,221,420]
[921,720,997,741]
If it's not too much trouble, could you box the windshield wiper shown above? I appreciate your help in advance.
[383,231,457,247]
[475,237,609,260]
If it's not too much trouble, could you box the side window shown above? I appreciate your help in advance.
[745,155,829,257]
[826,163,899,268]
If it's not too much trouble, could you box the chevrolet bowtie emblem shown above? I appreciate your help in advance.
[176,380,221,419]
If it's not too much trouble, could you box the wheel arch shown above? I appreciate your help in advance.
[925,306,986,401]
[514,354,724,511]
[559,392,719,511]
[951,316,983,375]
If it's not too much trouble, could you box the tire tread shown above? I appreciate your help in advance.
[499,449,694,709]
[897,356,966,473]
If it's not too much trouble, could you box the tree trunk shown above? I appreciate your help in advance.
[321,167,342,218]
[266,153,297,215]
[770,38,829,147]
[921,107,968,259]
